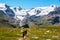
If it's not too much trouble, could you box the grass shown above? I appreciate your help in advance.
[0,27,22,40]
[0,25,60,40]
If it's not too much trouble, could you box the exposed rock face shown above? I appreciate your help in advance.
[0,3,60,27]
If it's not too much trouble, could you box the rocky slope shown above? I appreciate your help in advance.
[0,3,60,27]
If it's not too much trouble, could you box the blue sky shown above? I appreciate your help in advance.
[0,0,60,9]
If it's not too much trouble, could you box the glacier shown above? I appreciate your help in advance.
[0,3,60,27]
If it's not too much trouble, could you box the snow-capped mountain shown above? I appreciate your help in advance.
[0,3,29,27]
[28,5,57,16]
[0,3,60,27]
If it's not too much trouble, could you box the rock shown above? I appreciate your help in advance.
[46,39,51,40]
[52,36,60,38]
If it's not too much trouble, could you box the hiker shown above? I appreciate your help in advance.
[22,24,29,39]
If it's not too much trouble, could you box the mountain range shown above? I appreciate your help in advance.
[0,3,60,27]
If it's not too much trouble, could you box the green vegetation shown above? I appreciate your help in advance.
[0,25,60,40]
[0,17,60,40]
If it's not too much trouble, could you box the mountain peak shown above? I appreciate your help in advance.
[0,3,7,7]
[0,3,9,10]
[50,5,57,8]
[0,3,60,27]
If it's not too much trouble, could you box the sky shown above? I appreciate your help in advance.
[0,0,60,9]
